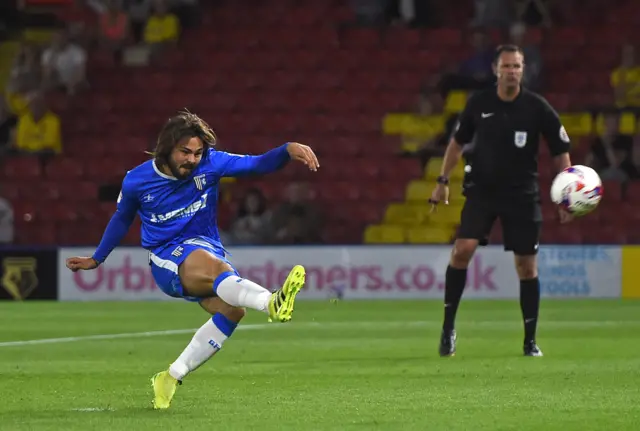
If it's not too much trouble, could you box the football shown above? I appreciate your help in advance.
[550,165,603,217]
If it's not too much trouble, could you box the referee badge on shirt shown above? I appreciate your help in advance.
[514,131,528,148]
[194,174,207,190]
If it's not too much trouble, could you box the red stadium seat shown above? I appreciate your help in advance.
[15,222,57,245]
[1,156,42,180]
[18,1,628,247]
[602,180,623,203]
[44,157,85,180]
[339,28,382,49]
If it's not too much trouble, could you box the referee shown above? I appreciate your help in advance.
[429,45,574,357]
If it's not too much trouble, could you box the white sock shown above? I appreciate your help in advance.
[215,275,271,314]
[169,318,228,381]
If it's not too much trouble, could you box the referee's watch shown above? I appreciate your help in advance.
[436,175,449,185]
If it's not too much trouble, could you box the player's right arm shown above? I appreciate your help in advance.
[430,95,476,207]
[66,175,140,271]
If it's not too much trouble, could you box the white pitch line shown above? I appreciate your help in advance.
[0,320,636,348]
[0,323,271,348]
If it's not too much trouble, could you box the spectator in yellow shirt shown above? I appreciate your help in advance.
[144,0,180,56]
[611,44,640,108]
[13,92,62,155]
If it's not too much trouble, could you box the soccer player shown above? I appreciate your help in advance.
[429,45,573,358]
[65,111,320,408]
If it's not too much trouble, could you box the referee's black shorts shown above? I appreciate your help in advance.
[456,192,542,256]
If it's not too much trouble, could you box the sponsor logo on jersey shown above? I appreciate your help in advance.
[149,193,208,223]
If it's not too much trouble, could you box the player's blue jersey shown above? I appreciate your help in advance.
[92,144,291,263]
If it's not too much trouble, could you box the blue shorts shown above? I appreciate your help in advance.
[149,239,239,302]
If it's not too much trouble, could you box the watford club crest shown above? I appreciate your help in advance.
[1,257,38,301]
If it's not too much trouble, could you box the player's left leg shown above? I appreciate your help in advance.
[501,201,543,357]
[152,298,245,409]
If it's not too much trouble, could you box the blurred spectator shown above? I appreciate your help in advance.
[229,188,272,245]
[508,22,542,90]
[631,121,640,178]
[6,42,41,118]
[55,0,97,45]
[144,0,180,55]
[0,98,18,156]
[0,187,13,244]
[12,92,62,155]
[0,1,22,41]
[41,30,87,95]
[394,0,438,28]
[8,42,41,96]
[438,30,495,97]
[98,0,131,61]
[271,183,323,244]
[514,0,552,27]
[349,0,391,26]
[127,0,153,42]
[611,44,640,109]
[585,113,636,181]
[470,0,512,29]
[169,0,200,29]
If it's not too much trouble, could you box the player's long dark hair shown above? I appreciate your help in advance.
[148,110,217,166]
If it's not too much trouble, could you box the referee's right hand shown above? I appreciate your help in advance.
[429,183,449,212]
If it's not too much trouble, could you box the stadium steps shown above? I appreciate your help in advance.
[363,157,466,244]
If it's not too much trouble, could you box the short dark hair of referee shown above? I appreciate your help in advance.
[429,44,574,358]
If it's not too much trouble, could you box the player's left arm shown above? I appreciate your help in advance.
[210,142,319,177]
[540,97,572,172]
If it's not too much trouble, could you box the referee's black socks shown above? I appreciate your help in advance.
[519,277,540,343]
[443,265,467,332]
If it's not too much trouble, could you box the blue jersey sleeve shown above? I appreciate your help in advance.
[92,175,139,263]
[207,143,290,177]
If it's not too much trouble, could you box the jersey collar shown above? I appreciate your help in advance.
[152,160,178,180]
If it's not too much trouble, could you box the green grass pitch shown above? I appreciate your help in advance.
[0,300,639,430]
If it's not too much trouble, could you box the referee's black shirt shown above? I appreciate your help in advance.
[453,87,570,198]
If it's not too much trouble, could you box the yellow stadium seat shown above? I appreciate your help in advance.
[382,113,410,135]
[424,158,465,182]
[22,28,55,43]
[383,113,447,138]
[559,113,593,138]
[406,180,431,201]
[594,112,637,135]
[384,204,431,225]
[406,226,454,244]
[363,225,405,244]
[400,138,421,153]
[444,90,468,114]
[404,115,445,138]
[428,204,463,226]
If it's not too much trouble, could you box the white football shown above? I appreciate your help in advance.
[550,165,603,217]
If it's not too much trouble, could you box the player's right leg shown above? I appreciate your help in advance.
[151,298,245,409]
[439,194,496,357]
[178,249,305,323]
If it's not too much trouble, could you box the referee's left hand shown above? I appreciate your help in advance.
[558,207,574,224]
